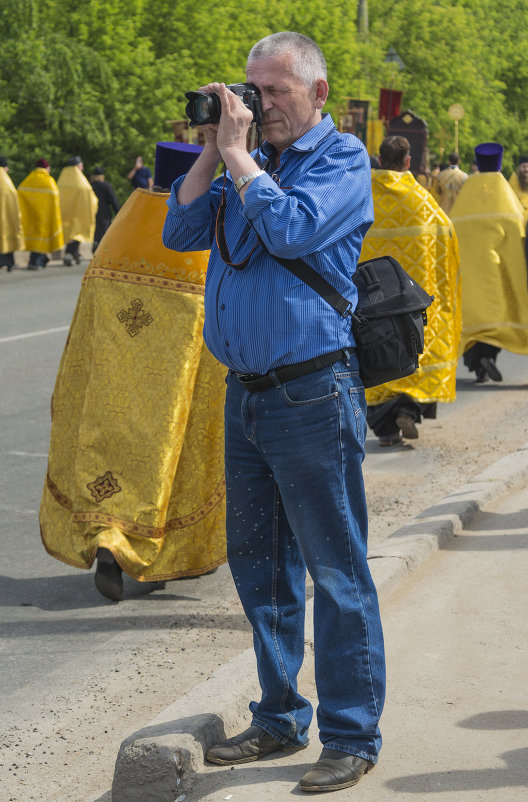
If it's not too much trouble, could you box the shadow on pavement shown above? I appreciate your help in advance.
[190,756,315,799]
[459,710,528,730]
[0,572,206,611]
[386,745,528,794]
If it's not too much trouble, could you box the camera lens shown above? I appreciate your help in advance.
[194,95,214,123]
[185,91,221,126]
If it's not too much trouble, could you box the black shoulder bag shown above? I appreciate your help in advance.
[270,253,434,389]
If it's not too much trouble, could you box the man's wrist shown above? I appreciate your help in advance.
[234,170,265,193]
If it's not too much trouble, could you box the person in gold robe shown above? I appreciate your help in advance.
[58,156,98,265]
[0,156,24,271]
[40,143,227,600]
[18,158,64,269]
[361,136,461,446]
[508,155,528,221]
[436,152,468,216]
[451,142,528,383]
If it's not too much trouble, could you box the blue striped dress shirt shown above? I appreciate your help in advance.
[163,113,373,375]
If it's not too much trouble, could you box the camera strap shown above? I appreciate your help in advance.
[215,171,262,270]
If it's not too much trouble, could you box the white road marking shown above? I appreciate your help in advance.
[8,451,48,458]
[0,503,38,516]
[0,326,69,344]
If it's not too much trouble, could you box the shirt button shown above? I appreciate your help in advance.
[220,304,225,310]
[227,269,232,276]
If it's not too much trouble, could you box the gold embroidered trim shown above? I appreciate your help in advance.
[46,473,225,536]
[72,511,165,538]
[82,266,205,295]
[47,472,73,511]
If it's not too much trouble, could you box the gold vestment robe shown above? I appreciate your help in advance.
[451,172,528,356]
[58,166,98,243]
[18,168,64,252]
[40,189,227,580]
[436,166,468,216]
[508,172,528,221]
[0,167,24,253]
[361,170,461,406]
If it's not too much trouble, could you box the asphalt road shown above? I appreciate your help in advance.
[1,260,528,801]
[2,260,528,698]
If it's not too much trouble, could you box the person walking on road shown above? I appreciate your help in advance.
[57,156,98,265]
[40,143,227,602]
[163,30,385,794]
[361,136,461,446]
[451,142,528,383]
[0,156,24,272]
[90,166,120,252]
[18,158,64,269]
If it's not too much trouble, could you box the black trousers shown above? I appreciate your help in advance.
[367,394,437,437]
[463,343,501,372]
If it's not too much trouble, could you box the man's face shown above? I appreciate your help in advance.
[518,162,528,183]
[246,54,327,155]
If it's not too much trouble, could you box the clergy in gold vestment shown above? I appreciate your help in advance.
[451,142,528,383]
[0,157,24,271]
[436,153,468,216]
[40,144,227,600]
[362,136,461,445]
[58,157,98,265]
[508,156,528,222]
[18,159,64,268]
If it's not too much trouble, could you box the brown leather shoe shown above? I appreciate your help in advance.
[206,725,308,765]
[299,748,374,792]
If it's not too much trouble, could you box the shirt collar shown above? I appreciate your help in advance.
[260,113,336,162]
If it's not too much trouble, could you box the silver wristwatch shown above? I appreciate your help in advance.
[234,169,265,193]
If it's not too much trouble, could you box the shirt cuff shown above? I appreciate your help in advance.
[165,176,212,227]
[242,172,284,220]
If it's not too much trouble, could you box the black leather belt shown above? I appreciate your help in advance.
[236,348,352,391]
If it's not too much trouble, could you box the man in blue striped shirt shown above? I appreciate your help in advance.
[163,31,385,793]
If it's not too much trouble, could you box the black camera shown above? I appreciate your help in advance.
[185,83,262,128]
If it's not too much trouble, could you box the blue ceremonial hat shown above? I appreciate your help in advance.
[474,142,503,173]
[154,141,203,189]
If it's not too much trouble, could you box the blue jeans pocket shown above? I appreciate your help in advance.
[280,368,339,406]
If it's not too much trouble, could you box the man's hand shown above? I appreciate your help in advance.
[215,83,254,159]
[178,81,259,206]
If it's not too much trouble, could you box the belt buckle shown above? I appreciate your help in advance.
[237,372,260,383]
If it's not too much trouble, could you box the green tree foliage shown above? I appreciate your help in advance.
[1,0,527,194]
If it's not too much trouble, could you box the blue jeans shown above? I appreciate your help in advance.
[224,352,385,762]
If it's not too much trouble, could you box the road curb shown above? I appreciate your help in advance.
[111,442,528,802]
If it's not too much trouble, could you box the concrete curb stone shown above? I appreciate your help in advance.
[112,441,528,801]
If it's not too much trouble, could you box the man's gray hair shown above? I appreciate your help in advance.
[247,32,327,87]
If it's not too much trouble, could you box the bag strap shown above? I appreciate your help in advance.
[271,254,353,318]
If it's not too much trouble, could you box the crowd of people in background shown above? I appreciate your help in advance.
[2,139,528,433]
[367,139,528,445]
[0,154,155,271]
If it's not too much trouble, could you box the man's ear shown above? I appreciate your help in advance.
[314,79,329,109]
[404,154,412,170]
